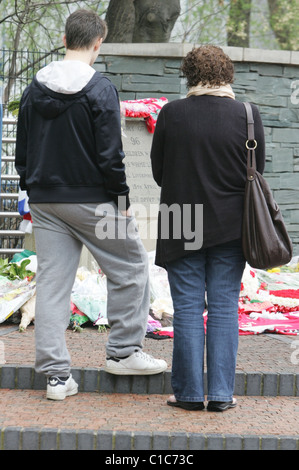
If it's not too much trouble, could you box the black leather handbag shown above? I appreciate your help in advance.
[242,101,293,269]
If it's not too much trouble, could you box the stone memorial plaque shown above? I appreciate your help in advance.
[122,118,160,251]
[122,119,160,207]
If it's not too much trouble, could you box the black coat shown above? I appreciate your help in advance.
[15,72,130,210]
[150,95,265,267]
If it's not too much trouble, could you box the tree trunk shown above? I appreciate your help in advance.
[132,0,180,43]
[105,0,180,43]
[227,0,252,47]
[105,0,136,42]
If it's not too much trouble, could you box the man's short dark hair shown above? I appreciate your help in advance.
[65,9,108,50]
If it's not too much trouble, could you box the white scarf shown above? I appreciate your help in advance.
[187,83,235,100]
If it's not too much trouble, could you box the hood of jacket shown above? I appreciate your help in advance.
[31,60,97,119]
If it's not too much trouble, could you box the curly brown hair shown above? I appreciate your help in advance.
[181,45,234,88]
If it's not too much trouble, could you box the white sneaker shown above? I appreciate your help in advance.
[105,350,168,375]
[46,374,78,400]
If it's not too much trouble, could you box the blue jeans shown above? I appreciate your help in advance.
[166,239,245,402]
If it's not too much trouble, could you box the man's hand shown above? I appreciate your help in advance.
[121,207,132,217]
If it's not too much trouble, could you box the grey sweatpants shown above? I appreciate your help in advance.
[30,202,150,377]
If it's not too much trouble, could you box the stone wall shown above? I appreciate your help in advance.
[95,44,299,255]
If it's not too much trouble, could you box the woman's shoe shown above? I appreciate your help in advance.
[207,398,237,412]
[167,395,205,411]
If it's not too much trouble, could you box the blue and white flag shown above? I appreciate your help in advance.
[18,189,30,216]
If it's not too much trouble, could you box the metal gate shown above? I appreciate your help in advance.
[0,117,24,258]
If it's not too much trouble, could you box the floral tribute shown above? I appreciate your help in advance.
[238,260,299,335]
[120,97,168,133]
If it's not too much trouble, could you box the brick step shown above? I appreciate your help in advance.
[0,390,298,450]
[0,364,298,397]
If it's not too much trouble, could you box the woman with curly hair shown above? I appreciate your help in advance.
[150,45,265,412]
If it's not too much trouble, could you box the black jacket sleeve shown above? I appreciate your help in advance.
[15,90,29,192]
[93,84,130,210]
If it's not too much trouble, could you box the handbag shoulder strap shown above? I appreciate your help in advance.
[244,102,255,140]
[243,102,257,178]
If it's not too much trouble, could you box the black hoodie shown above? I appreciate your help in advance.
[15,65,130,210]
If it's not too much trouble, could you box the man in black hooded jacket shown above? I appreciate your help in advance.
[15,9,167,401]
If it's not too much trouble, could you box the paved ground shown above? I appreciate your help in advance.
[0,388,298,436]
[0,322,298,372]
[0,323,298,450]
